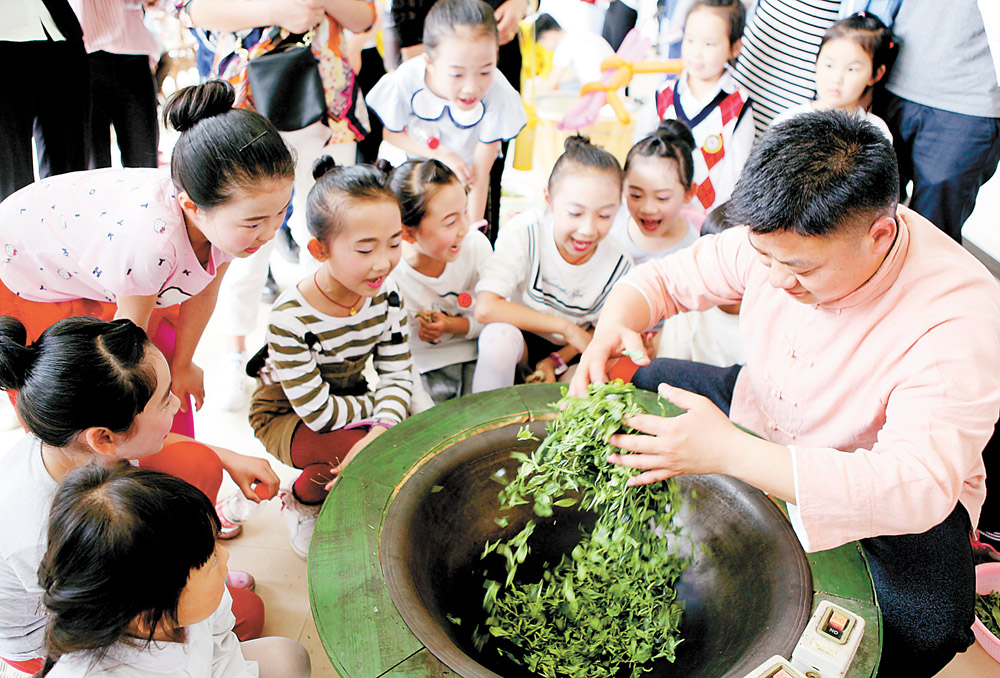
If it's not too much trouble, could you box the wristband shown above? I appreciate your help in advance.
[549,352,568,376]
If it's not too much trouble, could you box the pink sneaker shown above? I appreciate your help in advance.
[226,570,256,592]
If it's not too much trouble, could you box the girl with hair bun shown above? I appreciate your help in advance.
[632,0,754,214]
[37,463,310,678]
[612,120,700,266]
[0,80,295,434]
[0,315,280,674]
[248,158,412,559]
[471,136,632,391]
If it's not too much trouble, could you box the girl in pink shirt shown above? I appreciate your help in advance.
[0,80,294,432]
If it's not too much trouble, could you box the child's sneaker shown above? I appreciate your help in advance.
[217,351,249,412]
[216,500,244,540]
[226,570,256,592]
[280,491,321,559]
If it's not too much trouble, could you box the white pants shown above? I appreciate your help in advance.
[241,636,311,678]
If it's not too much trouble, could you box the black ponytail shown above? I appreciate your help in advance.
[390,159,462,229]
[0,316,156,447]
[625,119,697,190]
[306,157,400,242]
[547,135,624,196]
[164,80,294,209]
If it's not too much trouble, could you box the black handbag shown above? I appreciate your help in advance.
[247,39,326,132]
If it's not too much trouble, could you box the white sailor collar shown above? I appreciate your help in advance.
[410,82,486,128]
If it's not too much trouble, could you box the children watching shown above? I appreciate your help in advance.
[533,13,616,91]
[248,159,412,559]
[0,316,278,673]
[36,463,310,678]
[389,159,493,404]
[612,121,700,265]
[633,0,754,213]
[472,136,632,391]
[769,12,894,140]
[0,80,294,433]
[366,0,526,223]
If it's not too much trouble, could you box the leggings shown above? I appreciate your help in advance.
[471,322,526,393]
[288,423,369,505]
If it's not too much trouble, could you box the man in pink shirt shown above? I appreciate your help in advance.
[571,110,1000,676]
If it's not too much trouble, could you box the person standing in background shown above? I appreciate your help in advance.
[0,0,89,200]
[877,0,1000,244]
[732,0,842,135]
[69,0,161,169]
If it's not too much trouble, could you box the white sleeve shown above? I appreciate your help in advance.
[478,74,527,143]
[632,95,660,143]
[475,215,533,300]
[717,103,755,204]
[464,231,494,339]
[211,590,258,678]
[366,68,413,133]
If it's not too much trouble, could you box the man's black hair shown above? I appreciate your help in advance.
[727,110,899,236]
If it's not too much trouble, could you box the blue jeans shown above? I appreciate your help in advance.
[882,92,1000,243]
[632,357,975,676]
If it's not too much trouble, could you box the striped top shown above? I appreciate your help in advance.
[262,281,413,431]
[733,0,842,135]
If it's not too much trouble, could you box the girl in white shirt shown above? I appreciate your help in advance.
[768,13,894,141]
[472,136,632,390]
[389,159,493,403]
[37,463,309,678]
[366,0,526,222]
[612,120,700,267]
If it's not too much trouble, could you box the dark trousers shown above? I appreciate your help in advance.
[633,357,976,676]
[86,51,159,169]
[356,46,387,165]
[0,39,89,200]
[881,92,1000,243]
[485,38,522,242]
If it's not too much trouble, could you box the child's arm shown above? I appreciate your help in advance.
[170,261,230,412]
[475,291,593,352]
[370,291,413,425]
[468,140,500,222]
[113,295,158,331]
[382,129,472,184]
[164,432,281,501]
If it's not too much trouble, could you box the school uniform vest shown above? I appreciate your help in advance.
[655,83,750,210]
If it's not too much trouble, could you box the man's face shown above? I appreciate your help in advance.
[747,218,895,305]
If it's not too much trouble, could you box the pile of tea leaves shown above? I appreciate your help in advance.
[474,380,691,678]
[976,590,1000,637]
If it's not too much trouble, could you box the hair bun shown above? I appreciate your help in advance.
[163,80,235,133]
[563,134,594,152]
[312,155,339,181]
[373,159,395,177]
[655,119,696,150]
[0,316,33,391]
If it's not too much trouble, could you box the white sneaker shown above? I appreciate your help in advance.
[217,351,249,412]
[280,491,321,559]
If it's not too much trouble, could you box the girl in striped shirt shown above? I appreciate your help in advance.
[248,158,412,558]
